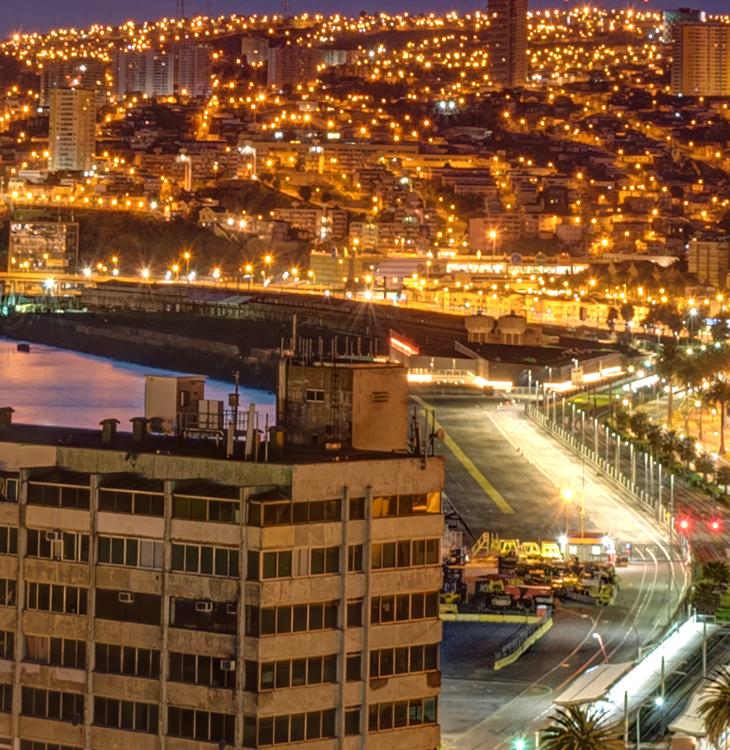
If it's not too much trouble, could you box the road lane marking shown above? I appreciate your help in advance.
[412,396,514,514]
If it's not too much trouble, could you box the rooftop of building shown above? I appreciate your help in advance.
[0,420,414,466]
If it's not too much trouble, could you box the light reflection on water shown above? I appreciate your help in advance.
[0,337,275,430]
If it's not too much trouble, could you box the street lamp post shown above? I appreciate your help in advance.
[561,488,574,532]
[592,632,608,662]
[635,695,665,750]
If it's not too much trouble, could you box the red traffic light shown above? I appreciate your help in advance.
[677,517,690,532]
[710,519,722,532]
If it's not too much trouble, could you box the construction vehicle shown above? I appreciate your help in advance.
[440,529,620,615]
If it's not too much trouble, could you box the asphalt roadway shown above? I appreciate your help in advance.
[418,394,691,749]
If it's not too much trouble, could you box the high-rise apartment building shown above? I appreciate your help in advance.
[48,88,96,173]
[485,0,528,87]
[671,22,730,96]
[0,362,444,750]
[39,58,106,107]
[112,49,174,98]
[688,232,730,288]
[662,7,705,43]
[266,46,322,88]
[174,43,213,98]
[241,37,270,66]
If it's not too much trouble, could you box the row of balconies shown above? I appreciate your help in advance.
[0,505,443,552]
[0,552,442,608]
[0,607,441,671]
[1,668,439,722]
[14,715,439,750]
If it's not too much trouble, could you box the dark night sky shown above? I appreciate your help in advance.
[0,0,726,37]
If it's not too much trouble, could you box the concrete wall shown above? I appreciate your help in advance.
[351,367,408,452]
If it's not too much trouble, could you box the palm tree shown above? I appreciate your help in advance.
[695,453,716,481]
[629,410,650,440]
[699,666,730,745]
[541,705,623,750]
[703,377,730,456]
[717,465,730,493]
[675,351,704,433]
[655,341,685,429]
[679,435,697,468]
[646,423,666,456]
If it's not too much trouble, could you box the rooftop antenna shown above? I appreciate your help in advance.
[176,0,185,19]
[280,0,288,17]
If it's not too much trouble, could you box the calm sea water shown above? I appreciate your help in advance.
[0,337,275,429]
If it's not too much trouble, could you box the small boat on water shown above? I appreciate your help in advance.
[16,343,30,353]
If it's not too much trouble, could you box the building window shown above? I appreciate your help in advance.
[21,687,84,723]
[27,530,88,563]
[347,599,363,628]
[170,598,237,635]
[0,580,15,608]
[369,643,439,678]
[246,601,338,637]
[310,546,339,575]
[95,589,160,626]
[349,497,365,520]
[98,490,164,517]
[247,498,341,527]
[346,652,362,682]
[0,477,18,503]
[256,654,337,691]
[27,483,90,510]
[98,536,163,570]
[20,742,81,750]
[167,707,235,745]
[253,708,336,746]
[371,538,440,570]
[0,684,11,713]
[26,636,86,670]
[171,543,239,577]
[168,652,235,689]
[305,389,325,403]
[26,583,85,615]
[347,544,363,572]
[345,707,361,736]
[94,697,158,734]
[249,547,344,580]
[0,527,17,555]
[372,492,440,518]
[0,631,13,660]
[172,496,240,524]
[95,643,160,679]
[368,697,437,732]
[370,592,439,624]
[260,550,292,580]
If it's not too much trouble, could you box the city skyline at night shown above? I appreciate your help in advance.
[3,0,730,37]
[2,0,730,746]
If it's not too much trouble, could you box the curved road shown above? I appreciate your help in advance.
[419,395,690,748]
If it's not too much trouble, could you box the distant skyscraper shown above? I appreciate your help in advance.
[486,0,528,87]
[40,57,106,107]
[671,22,730,96]
[175,42,213,97]
[48,88,96,172]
